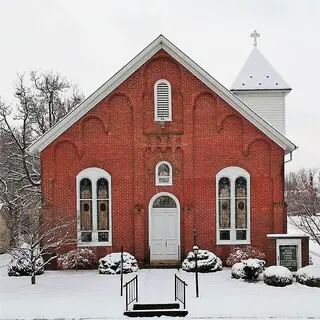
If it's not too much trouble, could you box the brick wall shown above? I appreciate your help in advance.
[41,50,285,264]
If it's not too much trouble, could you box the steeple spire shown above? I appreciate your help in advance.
[250,29,260,47]
[231,32,291,135]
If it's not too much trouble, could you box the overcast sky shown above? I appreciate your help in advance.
[0,0,319,173]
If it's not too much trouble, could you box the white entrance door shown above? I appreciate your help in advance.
[149,195,180,262]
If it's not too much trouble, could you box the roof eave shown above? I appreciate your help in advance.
[28,35,297,156]
[28,36,165,154]
[231,88,292,92]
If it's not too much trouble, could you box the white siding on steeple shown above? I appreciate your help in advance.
[235,91,286,135]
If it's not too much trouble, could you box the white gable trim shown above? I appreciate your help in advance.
[28,35,297,154]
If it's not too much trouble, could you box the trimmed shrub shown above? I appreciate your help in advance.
[296,265,320,288]
[182,249,222,272]
[242,258,265,281]
[231,262,246,279]
[226,246,265,267]
[57,248,96,270]
[264,266,293,287]
[99,252,138,275]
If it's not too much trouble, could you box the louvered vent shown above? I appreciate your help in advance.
[155,80,171,121]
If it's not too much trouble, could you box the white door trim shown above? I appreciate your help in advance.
[276,238,302,271]
[148,192,180,262]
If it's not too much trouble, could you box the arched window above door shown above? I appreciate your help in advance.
[152,196,177,208]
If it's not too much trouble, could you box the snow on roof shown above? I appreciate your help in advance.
[267,234,309,238]
[231,47,291,91]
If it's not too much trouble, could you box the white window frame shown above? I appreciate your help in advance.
[154,79,172,121]
[155,161,173,186]
[216,166,250,245]
[76,167,112,246]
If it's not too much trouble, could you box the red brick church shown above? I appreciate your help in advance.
[29,33,297,266]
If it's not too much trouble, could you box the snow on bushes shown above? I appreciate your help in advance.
[226,246,265,267]
[182,249,222,272]
[8,246,44,277]
[242,258,265,281]
[263,266,293,287]
[296,265,320,287]
[231,262,246,279]
[98,252,138,275]
[57,248,96,270]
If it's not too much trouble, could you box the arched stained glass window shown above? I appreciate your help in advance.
[218,178,231,236]
[97,178,109,242]
[80,178,92,241]
[216,167,250,244]
[77,168,112,245]
[152,196,177,208]
[235,177,247,230]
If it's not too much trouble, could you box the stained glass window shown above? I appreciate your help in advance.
[218,177,231,228]
[216,167,250,243]
[80,178,92,232]
[235,177,247,229]
[158,164,170,183]
[97,178,109,241]
[77,168,112,244]
[156,161,172,186]
[153,196,177,208]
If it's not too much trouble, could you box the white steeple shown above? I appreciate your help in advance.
[231,30,291,135]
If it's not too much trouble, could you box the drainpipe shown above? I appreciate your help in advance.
[284,151,293,163]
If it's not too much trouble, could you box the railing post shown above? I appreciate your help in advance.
[136,275,138,302]
[174,274,177,300]
[120,245,124,296]
[125,284,128,311]
[183,281,186,309]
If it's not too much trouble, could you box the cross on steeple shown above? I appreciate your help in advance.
[251,29,260,47]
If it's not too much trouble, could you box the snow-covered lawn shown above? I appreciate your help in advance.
[287,217,320,265]
[1,259,319,319]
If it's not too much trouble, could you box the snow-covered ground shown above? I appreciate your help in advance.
[1,219,320,320]
[1,257,319,319]
[287,218,320,265]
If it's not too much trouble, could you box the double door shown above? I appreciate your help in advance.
[149,208,179,262]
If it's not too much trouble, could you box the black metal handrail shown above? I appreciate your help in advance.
[123,275,138,311]
[174,274,188,309]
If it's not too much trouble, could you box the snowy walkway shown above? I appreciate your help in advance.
[1,265,320,320]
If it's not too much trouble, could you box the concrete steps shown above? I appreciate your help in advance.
[124,302,188,317]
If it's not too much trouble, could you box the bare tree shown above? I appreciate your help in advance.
[286,168,320,247]
[8,202,76,284]
[0,71,84,245]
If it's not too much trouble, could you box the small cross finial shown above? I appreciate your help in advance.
[251,29,260,47]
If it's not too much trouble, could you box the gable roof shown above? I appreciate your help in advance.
[28,35,297,155]
[231,47,291,91]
